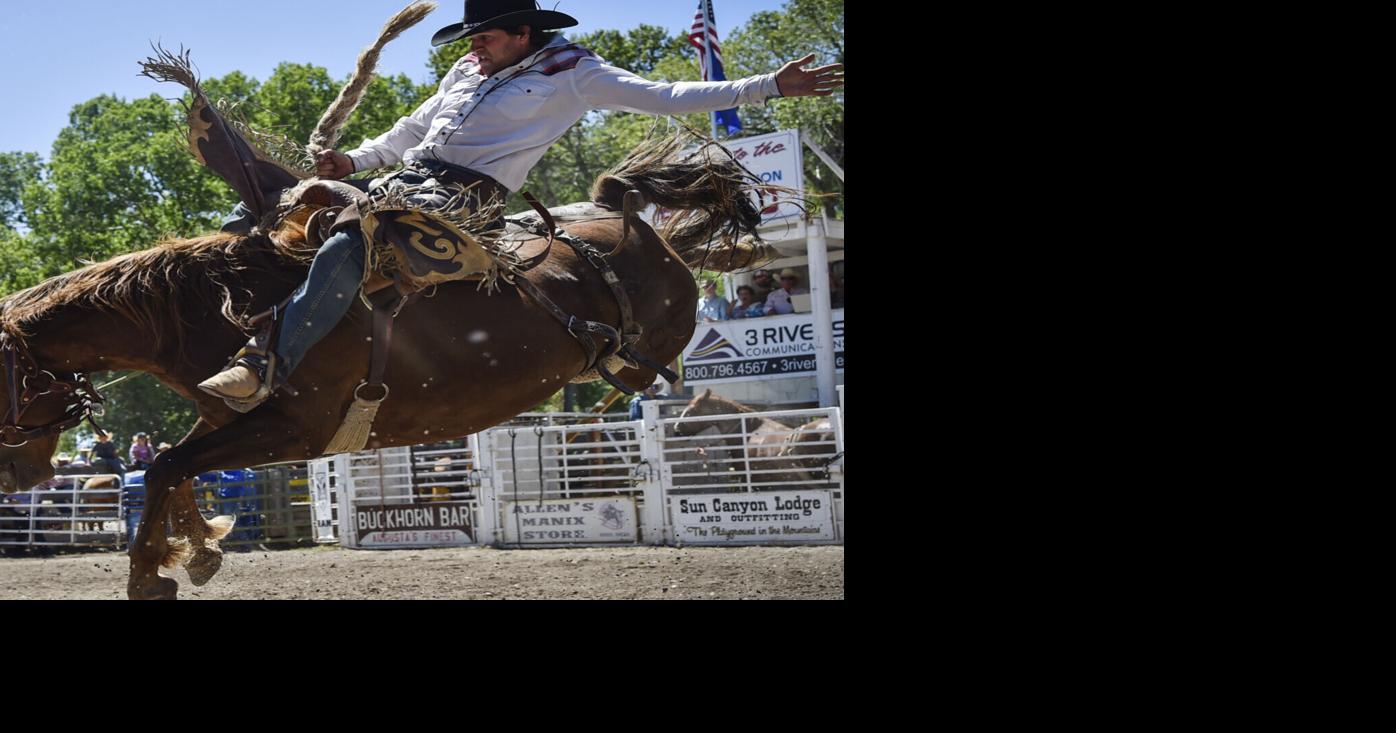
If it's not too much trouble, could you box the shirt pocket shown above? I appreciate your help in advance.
[492,79,556,120]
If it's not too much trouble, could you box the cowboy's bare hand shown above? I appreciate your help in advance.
[315,150,354,180]
[774,54,845,98]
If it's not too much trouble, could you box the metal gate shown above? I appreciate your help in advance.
[475,421,663,547]
[0,474,125,549]
[308,406,844,549]
[654,404,844,545]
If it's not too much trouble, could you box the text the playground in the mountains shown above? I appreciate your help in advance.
[672,491,836,544]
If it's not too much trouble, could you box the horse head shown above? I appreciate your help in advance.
[674,389,723,436]
[0,336,67,494]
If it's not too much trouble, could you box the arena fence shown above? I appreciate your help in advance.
[2,404,842,553]
[309,402,844,549]
[0,474,125,549]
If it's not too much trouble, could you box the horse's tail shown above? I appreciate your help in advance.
[591,131,790,273]
[308,1,438,155]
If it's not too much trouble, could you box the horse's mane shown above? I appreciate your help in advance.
[0,224,314,357]
[590,131,795,274]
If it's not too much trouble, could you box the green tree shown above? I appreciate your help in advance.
[0,151,44,229]
[87,372,200,450]
[724,0,845,215]
[0,227,45,296]
[22,94,233,276]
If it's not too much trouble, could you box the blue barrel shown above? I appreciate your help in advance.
[123,470,146,545]
[204,469,259,542]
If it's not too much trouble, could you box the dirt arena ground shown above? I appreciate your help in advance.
[0,545,844,600]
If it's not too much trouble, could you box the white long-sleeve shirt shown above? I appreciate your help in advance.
[346,34,782,192]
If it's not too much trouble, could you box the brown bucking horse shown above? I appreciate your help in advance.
[0,131,773,599]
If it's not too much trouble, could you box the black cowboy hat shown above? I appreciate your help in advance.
[432,0,579,47]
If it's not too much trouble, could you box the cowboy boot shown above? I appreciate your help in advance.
[198,318,284,413]
[197,347,278,413]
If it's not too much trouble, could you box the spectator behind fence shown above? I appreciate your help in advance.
[696,280,730,323]
[629,382,665,421]
[730,285,766,319]
[70,441,94,471]
[830,270,845,309]
[129,432,156,471]
[92,432,127,476]
[765,269,810,316]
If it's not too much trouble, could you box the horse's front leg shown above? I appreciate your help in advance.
[165,418,236,586]
[126,406,319,600]
[127,453,194,600]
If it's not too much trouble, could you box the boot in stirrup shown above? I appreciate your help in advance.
[199,348,279,413]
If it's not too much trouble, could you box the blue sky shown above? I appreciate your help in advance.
[0,0,790,158]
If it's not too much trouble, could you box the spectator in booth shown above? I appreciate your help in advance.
[765,269,810,316]
[92,432,127,477]
[129,432,156,471]
[696,279,730,322]
[628,381,664,421]
[750,270,776,303]
[730,285,766,320]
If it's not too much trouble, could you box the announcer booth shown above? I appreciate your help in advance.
[679,129,844,409]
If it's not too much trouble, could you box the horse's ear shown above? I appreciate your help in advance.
[703,388,713,399]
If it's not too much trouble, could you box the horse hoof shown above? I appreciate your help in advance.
[128,575,179,601]
[186,543,224,587]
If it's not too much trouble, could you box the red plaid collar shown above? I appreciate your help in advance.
[532,43,597,75]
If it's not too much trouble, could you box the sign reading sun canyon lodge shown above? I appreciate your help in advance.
[682,309,844,385]
[671,491,836,545]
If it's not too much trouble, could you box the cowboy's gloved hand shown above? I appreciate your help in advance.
[773,54,845,98]
[315,150,354,180]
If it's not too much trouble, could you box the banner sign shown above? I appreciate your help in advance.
[354,503,475,548]
[682,309,844,385]
[720,130,805,223]
[502,498,638,545]
[648,129,805,228]
[671,491,836,544]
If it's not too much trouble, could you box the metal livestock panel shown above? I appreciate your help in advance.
[0,474,125,549]
[655,405,844,545]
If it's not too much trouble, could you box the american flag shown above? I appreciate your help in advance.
[689,0,743,136]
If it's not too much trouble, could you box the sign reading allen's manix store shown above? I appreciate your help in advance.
[682,309,845,385]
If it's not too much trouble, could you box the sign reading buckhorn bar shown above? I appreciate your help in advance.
[355,503,475,548]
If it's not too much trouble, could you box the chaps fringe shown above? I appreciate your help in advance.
[309,1,438,155]
[323,395,385,455]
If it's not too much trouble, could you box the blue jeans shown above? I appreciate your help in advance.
[270,229,366,382]
[221,201,365,383]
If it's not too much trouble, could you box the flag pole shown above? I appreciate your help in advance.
[703,0,721,140]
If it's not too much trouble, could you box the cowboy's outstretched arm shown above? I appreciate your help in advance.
[772,54,845,97]
[574,55,830,116]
